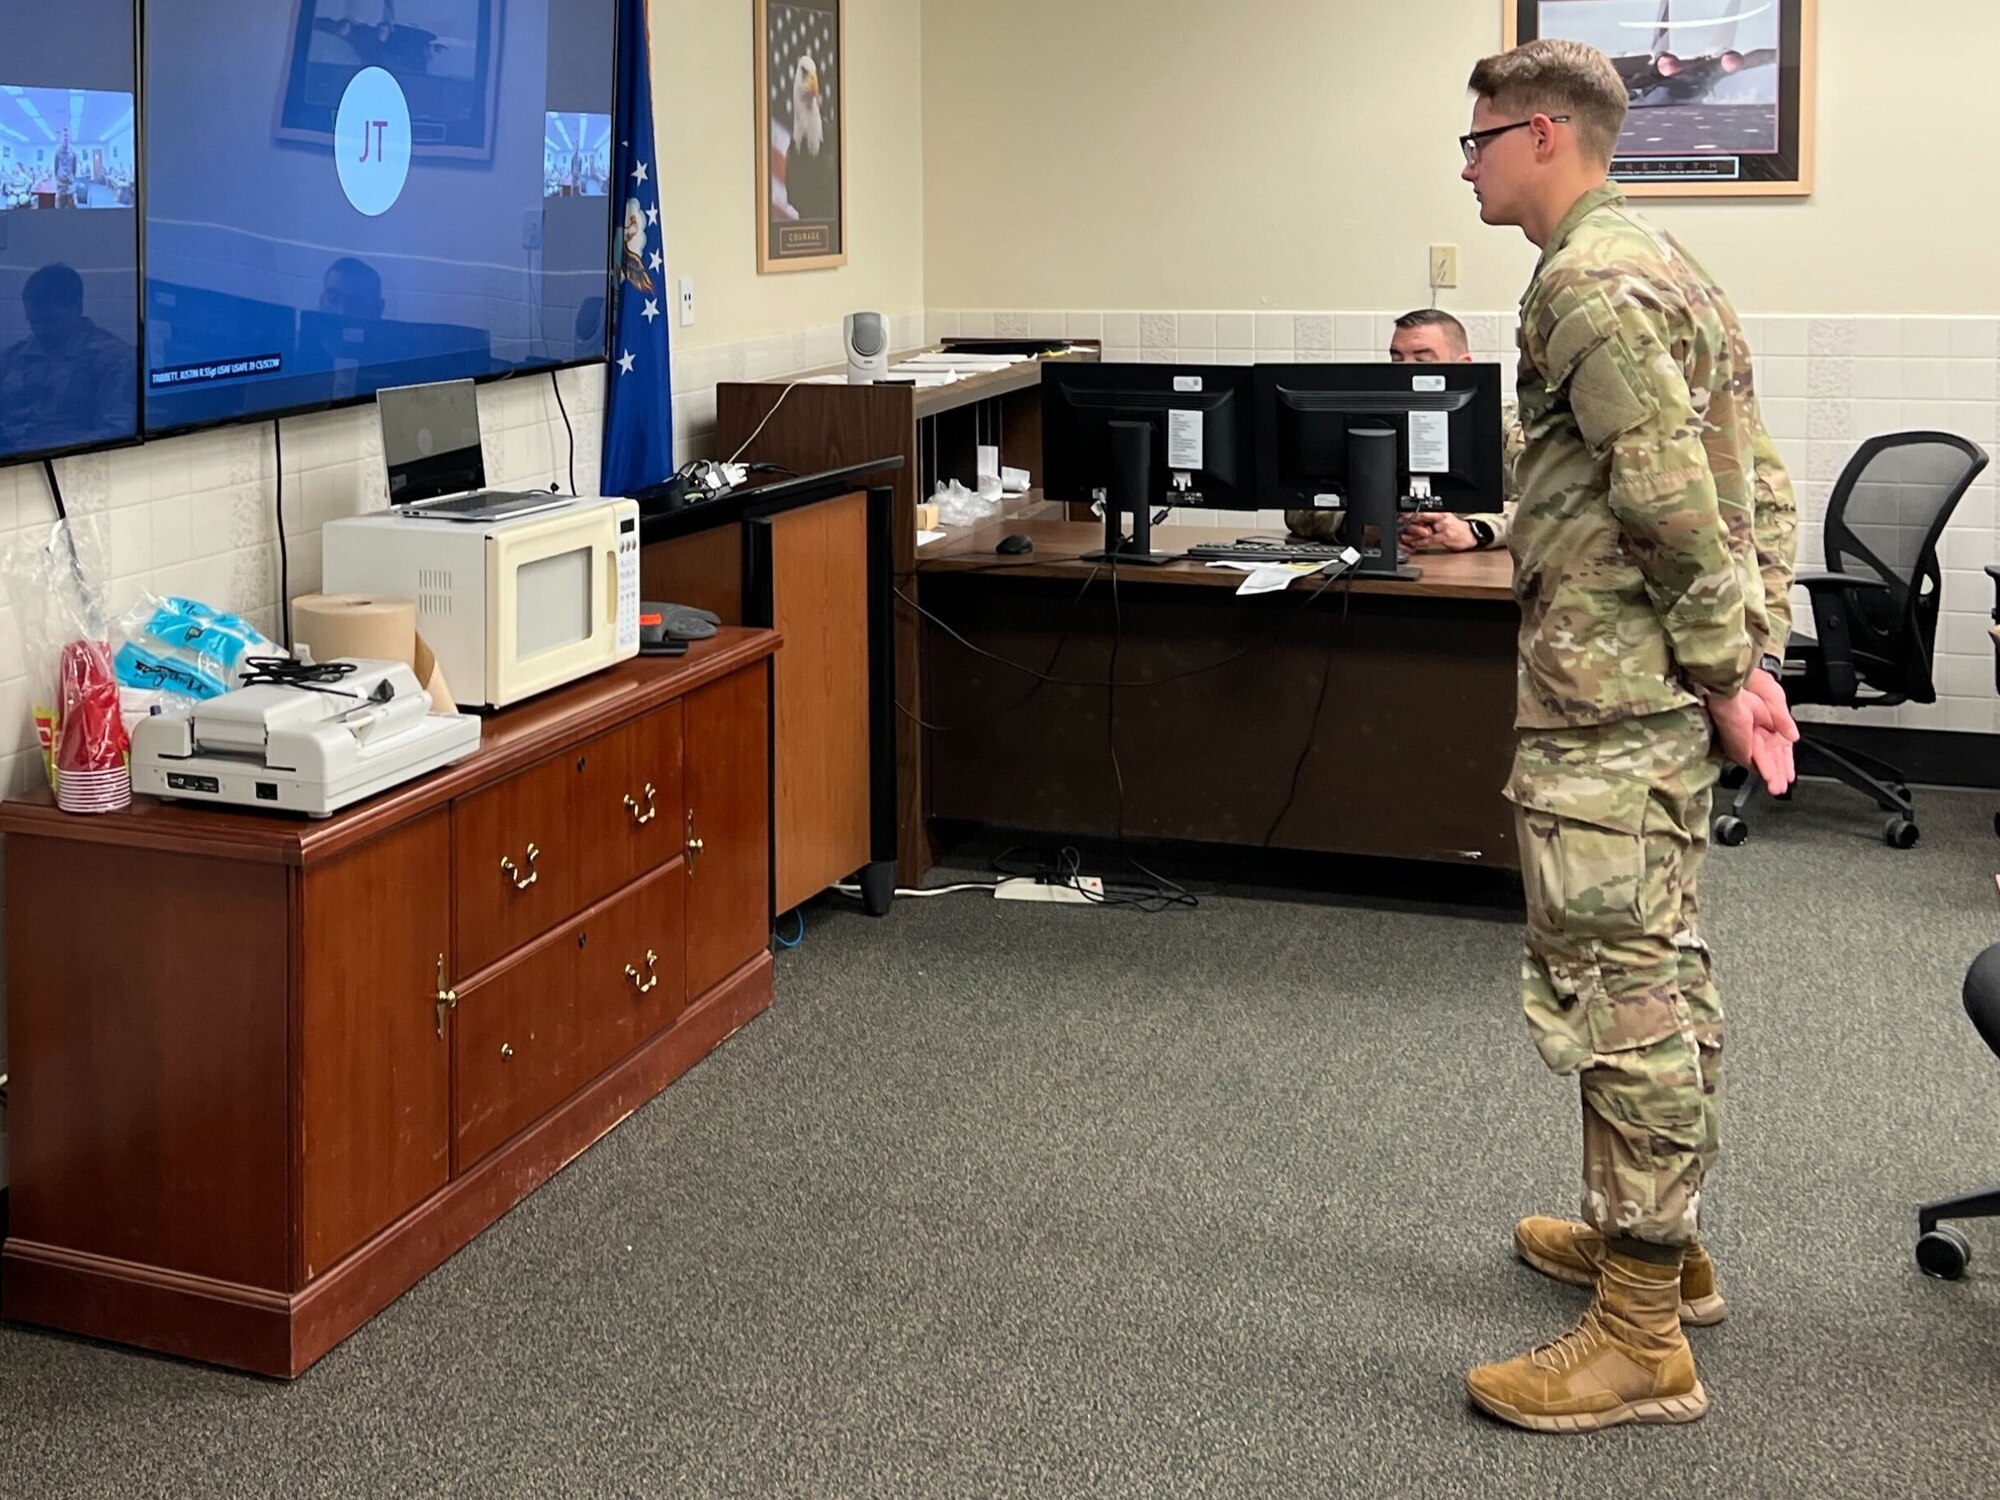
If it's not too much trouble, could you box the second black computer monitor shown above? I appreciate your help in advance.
[1254,362,1505,512]
[1255,361,1505,577]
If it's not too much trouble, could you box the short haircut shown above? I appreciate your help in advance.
[23,262,84,312]
[1467,39,1628,164]
[1392,308,1469,355]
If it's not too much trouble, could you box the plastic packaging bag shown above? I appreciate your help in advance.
[114,591,283,700]
[932,478,1001,528]
[2,515,121,795]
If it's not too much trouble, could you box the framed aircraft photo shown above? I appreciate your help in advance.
[754,0,847,272]
[1504,0,1816,197]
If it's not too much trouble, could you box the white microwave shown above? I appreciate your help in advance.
[321,499,641,711]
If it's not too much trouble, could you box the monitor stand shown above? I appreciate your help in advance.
[1082,420,1177,566]
[1347,425,1422,581]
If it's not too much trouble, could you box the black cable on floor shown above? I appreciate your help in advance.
[550,368,578,495]
[1100,554,1198,912]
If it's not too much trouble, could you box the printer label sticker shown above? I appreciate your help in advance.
[1168,410,1204,470]
[1409,411,1450,474]
[1413,374,1447,393]
[1172,375,1204,393]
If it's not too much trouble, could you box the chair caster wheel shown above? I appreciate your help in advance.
[1917,1226,1971,1280]
[1884,817,1919,849]
[1713,815,1748,848]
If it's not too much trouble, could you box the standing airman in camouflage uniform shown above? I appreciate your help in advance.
[1455,39,1800,1433]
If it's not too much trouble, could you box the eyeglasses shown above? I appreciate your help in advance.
[1459,115,1569,166]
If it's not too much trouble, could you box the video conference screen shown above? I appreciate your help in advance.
[143,0,617,437]
[0,8,143,465]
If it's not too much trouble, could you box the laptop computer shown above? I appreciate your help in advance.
[377,379,571,522]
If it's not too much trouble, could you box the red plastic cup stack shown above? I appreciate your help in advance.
[54,639,131,815]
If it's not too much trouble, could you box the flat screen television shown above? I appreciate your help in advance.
[142,0,618,438]
[0,6,144,466]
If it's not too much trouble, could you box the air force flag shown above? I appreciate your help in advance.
[600,0,672,496]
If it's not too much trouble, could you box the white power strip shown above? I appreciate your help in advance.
[992,875,1105,905]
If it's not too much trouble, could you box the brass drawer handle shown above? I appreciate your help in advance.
[625,949,660,994]
[500,842,540,890]
[624,782,658,826]
[501,1043,514,1060]
[433,953,458,1039]
[685,810,704,873]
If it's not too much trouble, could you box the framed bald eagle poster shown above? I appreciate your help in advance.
[1504,0,1816,197]
[755,0,847,271]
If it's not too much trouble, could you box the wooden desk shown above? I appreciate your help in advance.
[917,519,1522,872]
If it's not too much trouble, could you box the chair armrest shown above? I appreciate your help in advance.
[1795,570,1891,595]
[1792,572,1887,702]
[1986,563,2000,622]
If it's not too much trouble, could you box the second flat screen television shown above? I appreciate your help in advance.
[142,0,617,437]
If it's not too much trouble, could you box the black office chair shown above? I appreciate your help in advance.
[1915,943,2000,1278]
[1714,431,1990,850]
[1986,563,2000,840]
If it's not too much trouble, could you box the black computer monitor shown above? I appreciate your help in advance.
[1254,362,1505,577]
[1043,363,1256,564]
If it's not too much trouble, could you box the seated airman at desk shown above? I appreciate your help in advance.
[1285,308,1523,553]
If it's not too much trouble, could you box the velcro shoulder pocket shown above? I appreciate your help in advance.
[1544,289,1660,452]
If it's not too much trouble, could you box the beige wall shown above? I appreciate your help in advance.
[921,0,2000,317]
[655,0,925,350]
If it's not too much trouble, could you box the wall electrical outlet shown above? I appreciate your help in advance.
[678,277,696,328]
[1429,243,1459,289]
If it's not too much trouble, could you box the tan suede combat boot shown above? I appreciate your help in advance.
[1513,1216,1727,1326]
[1466,1250,1710,1433]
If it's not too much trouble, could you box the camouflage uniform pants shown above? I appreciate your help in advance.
[1508,705,1722,1249]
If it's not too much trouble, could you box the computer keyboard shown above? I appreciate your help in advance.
[1183,537,1354,565]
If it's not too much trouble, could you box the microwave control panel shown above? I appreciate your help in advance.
[616,513,640,654]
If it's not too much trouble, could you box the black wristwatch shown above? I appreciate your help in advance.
[1467,518,1496,549]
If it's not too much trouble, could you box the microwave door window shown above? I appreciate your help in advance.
[516,546,593,660]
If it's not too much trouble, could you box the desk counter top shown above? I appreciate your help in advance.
[918,515,1516,603]
[724,348,1094,420]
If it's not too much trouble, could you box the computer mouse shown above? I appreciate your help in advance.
[996,533,1034,556]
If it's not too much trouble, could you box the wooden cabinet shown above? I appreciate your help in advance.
[299,812,454,1279]
[718,350,1096,885]
[686,667,772,999]
[0,632,779,1377]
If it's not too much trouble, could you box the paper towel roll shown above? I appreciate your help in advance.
[290,594,417,669]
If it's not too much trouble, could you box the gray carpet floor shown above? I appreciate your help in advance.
[4,784,2000,1498]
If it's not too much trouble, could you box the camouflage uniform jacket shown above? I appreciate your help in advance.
[1511,184,1797,730]
[1285,398,1523,545]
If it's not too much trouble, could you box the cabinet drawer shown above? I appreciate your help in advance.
[575,860,688,1076]
[454,750,582,975]
[454,864,689,1171]
[454,929,586,1169]
[574,702,687,911]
